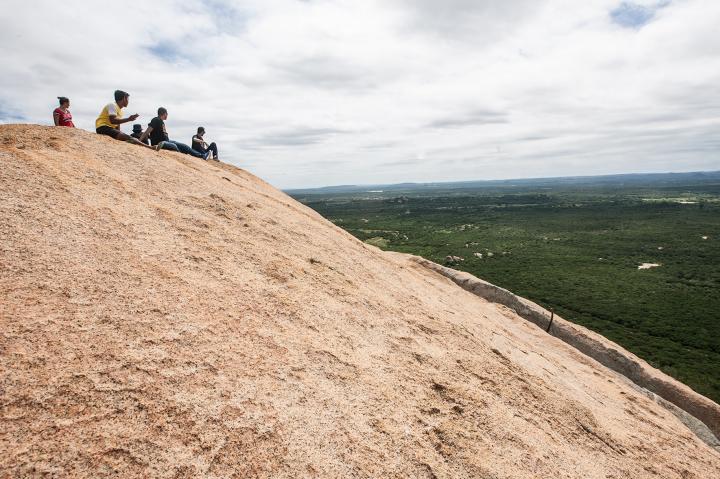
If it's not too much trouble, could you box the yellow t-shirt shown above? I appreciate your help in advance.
[95,102,123,129]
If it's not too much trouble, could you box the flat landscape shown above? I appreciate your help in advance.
[289,171,720,403]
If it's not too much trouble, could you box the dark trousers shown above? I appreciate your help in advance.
[159,141,179,152]
[166,140,204,158]
[195,142,218,159]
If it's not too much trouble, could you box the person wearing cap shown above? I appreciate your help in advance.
[53,97,75,127]
[140,107,211,160]
[95,90,159,150]
[131,124,149,145]
[191,127,219,161]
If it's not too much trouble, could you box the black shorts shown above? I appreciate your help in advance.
[96,125,122,139]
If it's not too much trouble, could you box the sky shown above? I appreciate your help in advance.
[0,0,718,189]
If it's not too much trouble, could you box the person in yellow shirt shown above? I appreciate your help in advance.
[95,90,160,150]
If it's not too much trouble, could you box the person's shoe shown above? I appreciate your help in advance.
[155,141,165,151]
[203,151,212,161]
[212,156,219,161]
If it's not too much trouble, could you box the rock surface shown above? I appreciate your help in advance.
[403,254,720,449]
[1,125,719,478]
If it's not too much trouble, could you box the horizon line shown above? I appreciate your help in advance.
[283,169,720,192]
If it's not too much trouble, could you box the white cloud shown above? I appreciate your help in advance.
[1,0,718,188]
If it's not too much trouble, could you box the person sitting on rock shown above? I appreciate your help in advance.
[191,127,218,161]
[95,90,159,150]
[130,124,149,145]
[53,97,75,127]
[140,107,210,160]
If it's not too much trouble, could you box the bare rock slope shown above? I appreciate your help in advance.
[1,125,719,478]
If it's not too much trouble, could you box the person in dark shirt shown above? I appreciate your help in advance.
[140,107,210,159]
[191,127,219,161]
[131,124,149,145]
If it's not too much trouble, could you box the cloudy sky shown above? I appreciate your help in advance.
[1,0,718,188]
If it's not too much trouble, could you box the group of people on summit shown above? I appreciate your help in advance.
[52,90,219,161]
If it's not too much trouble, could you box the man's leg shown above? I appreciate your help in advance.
[170,140,205,158]
[208,142,218,159]
[117,132,159,150]
[161,141,180,152]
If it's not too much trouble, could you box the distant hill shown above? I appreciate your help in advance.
[1,125,719,477]
[286,170,720,195]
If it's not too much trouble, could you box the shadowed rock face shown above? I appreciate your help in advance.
[1,124,719,478]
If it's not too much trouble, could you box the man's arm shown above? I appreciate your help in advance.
[109,113,140,125]
[194,135,208,149]
[140,126,153,144]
